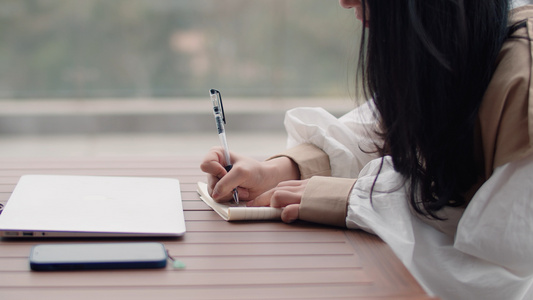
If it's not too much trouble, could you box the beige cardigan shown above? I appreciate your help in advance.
[274,6,533,229]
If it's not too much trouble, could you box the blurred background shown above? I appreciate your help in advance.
[0,0,361,157]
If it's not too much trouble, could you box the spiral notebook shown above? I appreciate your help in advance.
[0,175,186,238]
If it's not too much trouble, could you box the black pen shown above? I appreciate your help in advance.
[209,89,239,204]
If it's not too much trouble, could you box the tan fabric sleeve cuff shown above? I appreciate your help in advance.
[299,176,356,228]
[268,143,331,179]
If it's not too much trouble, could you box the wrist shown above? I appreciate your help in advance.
[262,156,300,186]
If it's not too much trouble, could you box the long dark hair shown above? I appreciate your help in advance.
[357,0,510,218]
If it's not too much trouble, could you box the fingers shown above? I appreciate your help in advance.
[200,147,228,180]
[248,180,306,209]
[214,162,249,197]
[249,188,300,223]
[248,180,308,224]
[271,180,306,207]
[200,147,239,202]
[270,189,302,208]
[246,188,274,207]
[206,174,232,202]
[281,204,300,223]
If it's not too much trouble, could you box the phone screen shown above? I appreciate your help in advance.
[29,242,168,271]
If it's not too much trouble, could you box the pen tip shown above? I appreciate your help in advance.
[209,89,216,95]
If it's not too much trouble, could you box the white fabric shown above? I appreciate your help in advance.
[284,104,533,300]
[513,0,533,9]
[285,101,381,177]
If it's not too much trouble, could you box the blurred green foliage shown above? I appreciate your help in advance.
[0,0,360,99]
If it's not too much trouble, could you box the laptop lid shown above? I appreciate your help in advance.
[0,175,186,238]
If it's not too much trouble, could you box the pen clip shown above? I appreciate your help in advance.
[210,89,226,124]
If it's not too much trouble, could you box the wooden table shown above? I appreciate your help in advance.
[0,157,435,299]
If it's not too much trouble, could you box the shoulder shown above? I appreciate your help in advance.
[478,6,533,176]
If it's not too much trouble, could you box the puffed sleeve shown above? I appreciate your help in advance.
[283,101,382,178]
[454,153,533,277]
[345,154,533,299]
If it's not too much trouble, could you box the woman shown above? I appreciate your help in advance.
[201,1,533,299]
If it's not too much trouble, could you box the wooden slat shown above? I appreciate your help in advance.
[178,230,349,243]
[0,242,354,257]
[0,230,347,246]
[0,269,371,288]
[0,254,362,272]
[0,286,435,300]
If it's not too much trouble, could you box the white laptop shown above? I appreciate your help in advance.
[0,175,186,238]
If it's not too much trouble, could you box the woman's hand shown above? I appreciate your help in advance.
[247,179,309,223]
[200,147,300,202]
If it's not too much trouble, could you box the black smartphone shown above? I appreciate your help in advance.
[29,242,168,271]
